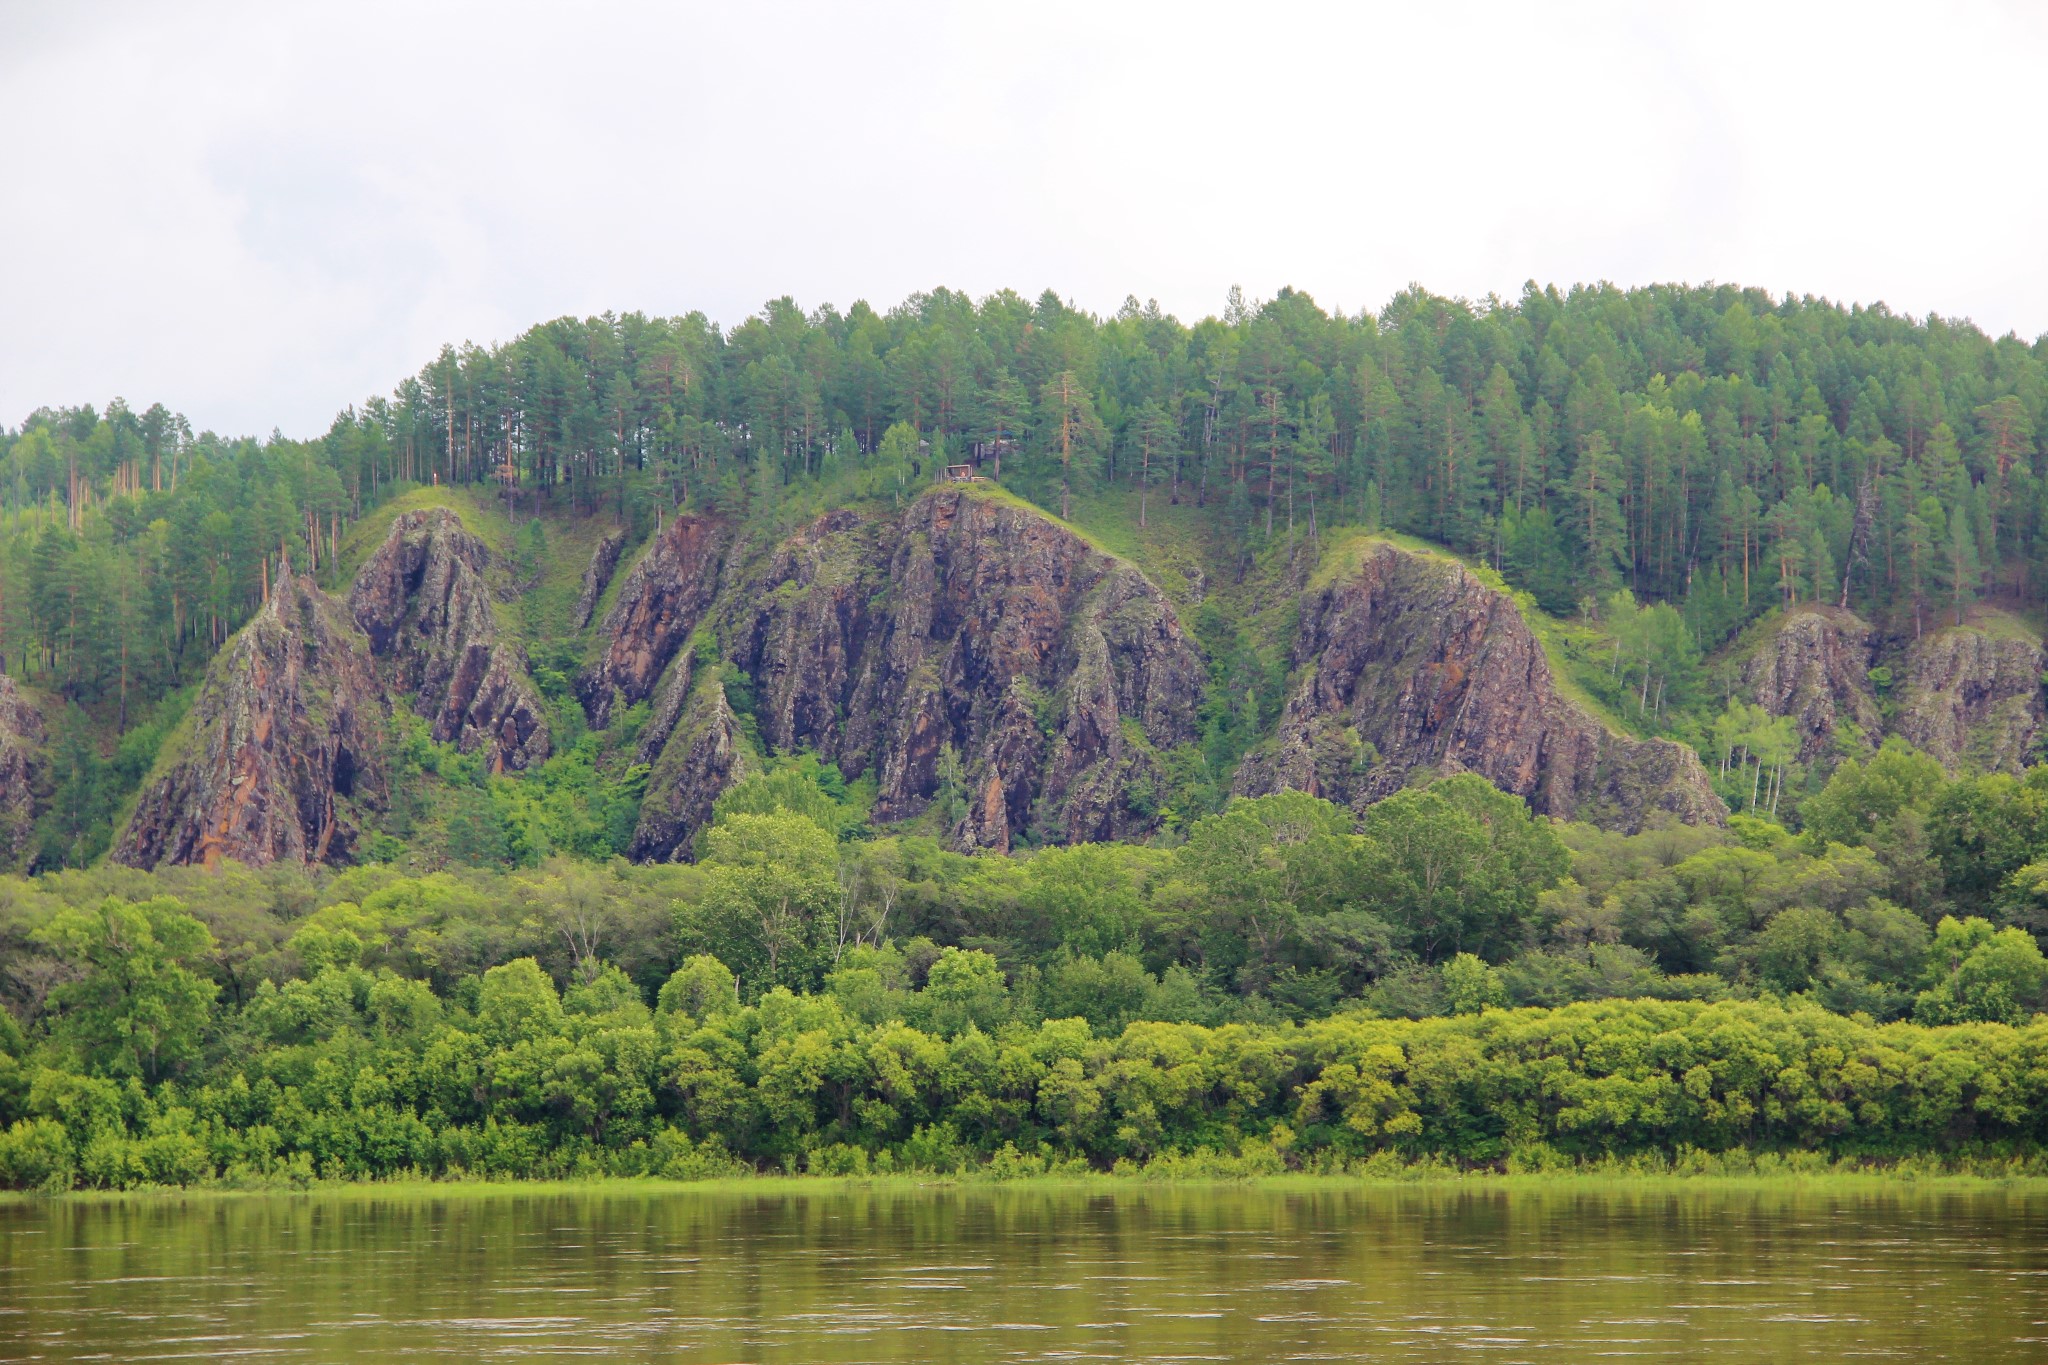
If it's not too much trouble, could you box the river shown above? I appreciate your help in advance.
[3,1182,2045,1361]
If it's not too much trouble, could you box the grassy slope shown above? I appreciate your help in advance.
[1944,604,2044,646]
[329,484,651,654]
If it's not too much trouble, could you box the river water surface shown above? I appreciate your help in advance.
[3,1183,2045,1361]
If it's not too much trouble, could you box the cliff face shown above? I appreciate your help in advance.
[628,650,756,862]
[1743,606,1882,761]
[578,513,729,727]
[1236,540,1724,832]
[724,490,1204,851]
[1894,624,2045,772]
[572,529,627,630]
[587,489,1204,856]
[115,566,388,870]
[0,676,45,870]
[348,509,549,772]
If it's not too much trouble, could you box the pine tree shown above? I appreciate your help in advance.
[1565,431,1627,589]
[1902,501,1935,638]
[1805,525,1835,609]
[1038,371,1103,520]
[1942,494,1982,625]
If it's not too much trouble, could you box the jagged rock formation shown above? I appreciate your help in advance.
[115,564,388,870]
[1236,539,1724,832]
[628,649,756,862]
[579,513,729,727]
[1894,623,2046,772]
[348,509,549,772]
[0,676,45,869]
[572,528,627,630]
[1742,606,1882,761]
[587,489,1205,856]
[721,489,1205,851]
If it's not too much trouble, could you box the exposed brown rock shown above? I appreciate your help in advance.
[731,508,878,768]
[115,563,388,870]
[579,513,729,727]
[1742,606,1882,762]
[968,769,1012,854]
[634,646,699,766]
[572,528,627,630]
[0,676,45,870]
[628,654,755,862]
[1236,539,1724,832]
[1894,622,2045,772]
[721,489,1204,849]
[348,509,549,772]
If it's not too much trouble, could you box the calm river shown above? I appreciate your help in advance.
[3,1183,2045,1361]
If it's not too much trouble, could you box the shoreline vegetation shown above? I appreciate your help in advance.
[8,769,2048,1195]
[15,1164,2048,1205]
[10,982,2048,1194]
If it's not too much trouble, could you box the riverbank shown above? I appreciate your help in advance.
[16,1157,2048,1203]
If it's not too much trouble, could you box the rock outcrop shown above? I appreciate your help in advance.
[1742,606,1882,761]
[349,509,549,772]
[587,488,1206,856]
[115,564,388,870]
[572,528,627,630]
[579,513,729,727]
[628,650,756,862]
[1894,622,2045,772]
[719,489,1204,851]
[0,676,45,869]
[1236,539,1724,832]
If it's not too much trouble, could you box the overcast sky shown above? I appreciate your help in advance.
[3,0,2043,438]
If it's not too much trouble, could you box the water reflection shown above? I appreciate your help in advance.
[2,1184,2045,1361]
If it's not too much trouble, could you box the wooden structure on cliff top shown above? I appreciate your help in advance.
[943,464,988,484]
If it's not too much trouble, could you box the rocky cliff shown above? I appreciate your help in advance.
[1742,606,1882,761]
[726,489,1203,851]
[349,509,549,772]
[572,528,627,630]
[578,513,730,727]
[628,649,756,862]
[115,564,388,870]
[0,676,45,870]
[1894,621,2046,772]
[591,489,1205,855]
[1236,539,1724,832]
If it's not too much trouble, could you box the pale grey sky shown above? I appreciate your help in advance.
[3,0,2043,438]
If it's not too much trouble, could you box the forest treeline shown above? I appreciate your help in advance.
[5,752,2048,1189]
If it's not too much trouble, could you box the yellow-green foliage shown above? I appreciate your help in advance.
[6,989,2048,1191]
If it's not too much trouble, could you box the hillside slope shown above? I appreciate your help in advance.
[1235,537,1725,831]
[106,486,1771,871]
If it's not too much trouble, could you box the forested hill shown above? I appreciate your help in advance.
[1,281,2046,876]
[12,282,2048,1194]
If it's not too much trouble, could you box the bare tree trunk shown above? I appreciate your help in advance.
[1139,436,1150,528]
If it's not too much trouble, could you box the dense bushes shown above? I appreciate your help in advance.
[6,754,2048,1191]
[6,954,2048,1191]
